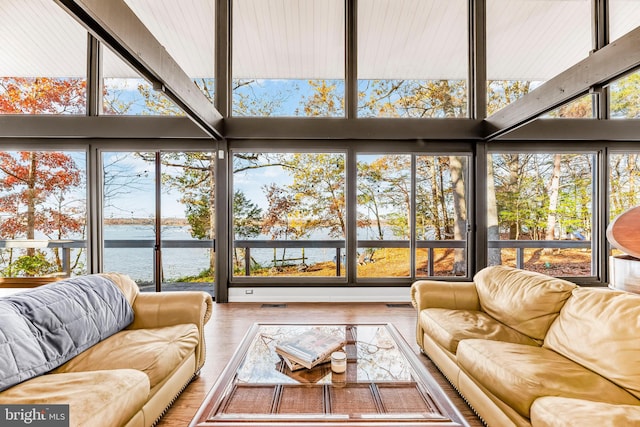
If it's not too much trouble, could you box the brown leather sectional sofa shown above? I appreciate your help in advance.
[0,273,212,427]
[411,265,640,427]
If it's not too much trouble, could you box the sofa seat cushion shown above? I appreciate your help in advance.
[457,339,640,418]
[531,396,640,427]
[473,266,576,340]
[54,324,199,388]
[0,370,149,427]
[544,287,640,399]
[420,308,540,354]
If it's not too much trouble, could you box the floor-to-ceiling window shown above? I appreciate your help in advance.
[356,153,470,280]
[102,150,215,293]
[232,151,346,279]
[229,148,471,284]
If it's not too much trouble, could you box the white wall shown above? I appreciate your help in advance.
[228,287,411,303]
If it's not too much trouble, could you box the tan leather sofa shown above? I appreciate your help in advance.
[411,265,640,427]
[0,273,213,427]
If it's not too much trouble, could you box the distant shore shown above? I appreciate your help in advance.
[104,217,189,226]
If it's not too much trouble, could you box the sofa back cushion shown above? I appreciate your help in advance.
[0,275,134,392]
[99,272,139,306]
[474,266,577,340]
[544,287,640,399]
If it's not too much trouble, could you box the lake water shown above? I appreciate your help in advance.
[102,225,348,282]
[6,224,399,283]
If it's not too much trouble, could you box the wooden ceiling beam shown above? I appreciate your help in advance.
[54,0,223,139]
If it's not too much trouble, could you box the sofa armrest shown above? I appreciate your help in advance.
[129,291,213,370]
[411,280,481,312]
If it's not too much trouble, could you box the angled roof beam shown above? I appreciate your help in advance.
[54,0,223,139]
[485,25,640,140]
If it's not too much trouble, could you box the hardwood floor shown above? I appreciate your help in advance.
[157,302,484,426]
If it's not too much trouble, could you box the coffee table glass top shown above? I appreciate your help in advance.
[191,323,469,426]
[237,324,412,384]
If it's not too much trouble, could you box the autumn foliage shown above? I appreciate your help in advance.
[0,152,83,262]
[0,77,86,114]
[0,152,82,237]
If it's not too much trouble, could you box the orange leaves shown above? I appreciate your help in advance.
[0,77,86,114]
[0,151,83,239]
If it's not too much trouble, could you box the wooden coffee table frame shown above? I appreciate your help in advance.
[190,323,469,426]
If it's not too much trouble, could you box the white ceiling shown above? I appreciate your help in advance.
[0,0,86,77]
[1,0,639,81]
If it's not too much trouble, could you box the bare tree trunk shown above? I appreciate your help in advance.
[544,154,562,254]
[26,153,37,258]
[450,156,467,275]
[507,155,520,240]
[430,159,442,240]
[438,159,451,235]
[487,158,502,266]
[610,156,622,216]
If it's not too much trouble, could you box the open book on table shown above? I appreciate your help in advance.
[275,328,346,370]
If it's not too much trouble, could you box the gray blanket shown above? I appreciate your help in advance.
[0,275,134,392]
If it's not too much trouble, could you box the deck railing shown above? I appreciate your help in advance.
[0,238,591,278]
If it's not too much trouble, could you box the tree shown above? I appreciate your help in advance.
[233,79,297,116]
[610,153,640,219]
[284,153,346,238]
[261,183,309,266]
[487,158,502,266]
[450,156,467,274]
[544,154,562,252]
[0,77,88,276]
[232,190,262,268]
[358,79,467,118]
[610,71,640,119]
[0,77,86,114]
[298,80,344,116]
[358,161,386,240]
[0,152,83,275]
[487,80,531,116]
[376,155,411,239]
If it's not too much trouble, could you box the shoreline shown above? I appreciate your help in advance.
[104,217,189,226]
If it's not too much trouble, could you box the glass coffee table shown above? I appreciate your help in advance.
[190,323,470,426]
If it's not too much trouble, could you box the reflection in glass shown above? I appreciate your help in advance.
[236,325,412,384]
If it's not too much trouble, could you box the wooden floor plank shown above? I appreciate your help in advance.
[157,302,484,426]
